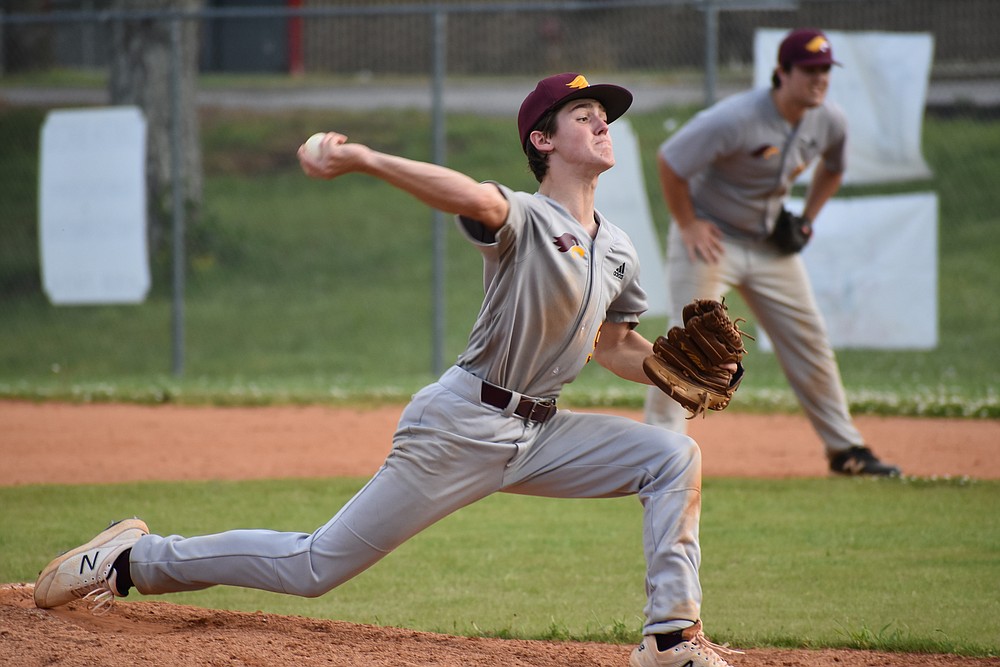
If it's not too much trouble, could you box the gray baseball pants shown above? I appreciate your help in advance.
[644,224,863,454]
[131,365,704,635]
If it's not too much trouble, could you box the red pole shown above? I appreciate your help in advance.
[288,0,304,77]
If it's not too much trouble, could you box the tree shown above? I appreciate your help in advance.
[109,0,203,256]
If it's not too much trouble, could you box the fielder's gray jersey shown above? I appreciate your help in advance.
[455,182,647,399]
[661,87,847,240]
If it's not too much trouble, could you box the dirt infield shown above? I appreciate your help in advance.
[3,401,998,485]
[2,401,998,666]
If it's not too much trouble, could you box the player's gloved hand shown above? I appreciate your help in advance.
[768,207,813,254]
[643,299,753,418]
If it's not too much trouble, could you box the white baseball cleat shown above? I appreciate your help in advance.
[630,621,742,667]
[34,518,148,613]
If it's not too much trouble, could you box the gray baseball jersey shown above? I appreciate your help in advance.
[661,87,847,240]
[456,182,648,399]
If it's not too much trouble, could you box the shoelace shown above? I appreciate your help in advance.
[82,585,116,616]
[686,630,745,666]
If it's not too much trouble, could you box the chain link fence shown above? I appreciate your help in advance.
[1,0,998,396]
[5,0,999,77]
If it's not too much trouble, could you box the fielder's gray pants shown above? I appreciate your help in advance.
[131,365,704,636]
[644,224,863,455]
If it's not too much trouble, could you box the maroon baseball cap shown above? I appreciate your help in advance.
[517,73,633,153]
[777,28,841,68]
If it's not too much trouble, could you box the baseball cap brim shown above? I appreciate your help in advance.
[795,54,840,67]
[558,84,633,124]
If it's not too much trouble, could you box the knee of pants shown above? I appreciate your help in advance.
[646,432,702,492]
[278,530,392,598]
[279,552,376,598]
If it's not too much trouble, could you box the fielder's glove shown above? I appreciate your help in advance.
[643,299,753,418]
[769,207,813,254]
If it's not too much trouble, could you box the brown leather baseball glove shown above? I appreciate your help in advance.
[643,299,753,418]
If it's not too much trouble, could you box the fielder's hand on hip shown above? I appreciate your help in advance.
[679,218,725,264]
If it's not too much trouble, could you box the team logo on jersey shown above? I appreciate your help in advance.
[752,144,780,160]
[553,233,586,259]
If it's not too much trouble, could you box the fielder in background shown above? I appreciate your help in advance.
[34,73,743,667]
[643,28,902,477]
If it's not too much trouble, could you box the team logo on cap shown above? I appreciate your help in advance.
[805,36,831,54]
[566,75,590,90]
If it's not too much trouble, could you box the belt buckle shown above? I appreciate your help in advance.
[526,398,555,424]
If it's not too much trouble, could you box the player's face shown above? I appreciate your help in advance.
[550,99,615,171]
[786,64,832,108]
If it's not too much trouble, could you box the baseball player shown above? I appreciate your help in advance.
[643,29,901,477]
[33,73,741,667]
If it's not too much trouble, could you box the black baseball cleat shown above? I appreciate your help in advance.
[829,446,901,477]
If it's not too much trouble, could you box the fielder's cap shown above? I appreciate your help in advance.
[777,28,841,68]
[517,72,633,153]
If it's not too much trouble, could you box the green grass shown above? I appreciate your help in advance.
[2,476,997,655]
[0,104,998,416]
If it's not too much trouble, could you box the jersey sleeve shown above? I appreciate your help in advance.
[455,181,528,252]
[606,297,645,327]
[603,224,648,327]
[660,103,743,179]
[455,182,539,292]
[456,181,509,245]
[606,277,647,327]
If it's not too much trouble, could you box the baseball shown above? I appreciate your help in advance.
[304,132,327,160]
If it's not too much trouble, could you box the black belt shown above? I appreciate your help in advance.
[480,381,557,424]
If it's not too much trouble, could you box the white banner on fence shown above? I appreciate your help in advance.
[757,193,938,351]
[595,118,669,317]
[753,29,934,185]
[39,106,150,305]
